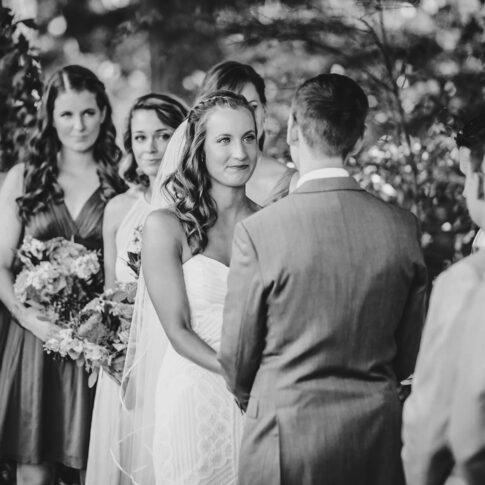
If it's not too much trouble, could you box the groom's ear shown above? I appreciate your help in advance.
[348,131,366,157]
[286,111,299,147]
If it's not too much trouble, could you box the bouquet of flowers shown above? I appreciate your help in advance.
[44,282,137,387]
[13,236,103,323]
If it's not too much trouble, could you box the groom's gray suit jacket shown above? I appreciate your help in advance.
[219,176,427,485]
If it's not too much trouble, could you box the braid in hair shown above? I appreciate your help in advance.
[163,90,256,253]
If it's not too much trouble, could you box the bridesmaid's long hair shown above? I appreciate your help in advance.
[17,65,125,223]
[122,93,188,187]
[163,90,256,254]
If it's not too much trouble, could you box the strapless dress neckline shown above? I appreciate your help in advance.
[183,253,230,271]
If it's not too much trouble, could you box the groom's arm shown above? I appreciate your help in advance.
[394,217,428,381]
[219,221,267,411]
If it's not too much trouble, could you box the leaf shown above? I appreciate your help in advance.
[88,369,99,388]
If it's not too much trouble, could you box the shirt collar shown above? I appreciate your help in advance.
[296,167,350,189]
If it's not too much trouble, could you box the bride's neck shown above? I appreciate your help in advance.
[211,184,247,214]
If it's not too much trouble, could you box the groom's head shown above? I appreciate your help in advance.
[288,74,368,166]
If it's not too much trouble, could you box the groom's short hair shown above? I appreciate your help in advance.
[292,73,368,158]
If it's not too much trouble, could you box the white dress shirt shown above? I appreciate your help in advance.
[296,168,350,189]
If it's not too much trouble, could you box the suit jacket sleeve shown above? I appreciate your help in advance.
[393,217,428,382]
[218,221,267,411]
[449,283,485,485]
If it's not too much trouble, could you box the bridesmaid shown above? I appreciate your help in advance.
[85,93,188,485]
[199,60,298,206]
[0,65,125,485]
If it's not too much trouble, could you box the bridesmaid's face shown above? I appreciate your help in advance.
[203,106,258,188]
[460,147,485,229]
[131,109,174,179]
[52,89,105,153]
[239,83,265,138]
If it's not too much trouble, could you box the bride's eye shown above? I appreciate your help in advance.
[217,137,231,145]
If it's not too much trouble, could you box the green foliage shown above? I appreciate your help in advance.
[0,6,42,172]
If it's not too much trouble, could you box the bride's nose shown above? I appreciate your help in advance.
[232,140,248,160]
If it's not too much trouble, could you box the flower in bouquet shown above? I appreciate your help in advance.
[14,261,68,304]
[70,253,100,280]
[44,328,84,361]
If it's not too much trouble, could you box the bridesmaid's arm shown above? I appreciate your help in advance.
[142,209,222,374]
[0,164,58,341]
[103,194,130,290]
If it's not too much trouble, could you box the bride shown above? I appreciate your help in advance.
[120,90,259,484]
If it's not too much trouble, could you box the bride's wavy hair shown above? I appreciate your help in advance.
[163,90,256,254]
[122,93,188,187]
[17,65,125,223]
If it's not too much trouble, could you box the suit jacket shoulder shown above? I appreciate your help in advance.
[241,181,420,246]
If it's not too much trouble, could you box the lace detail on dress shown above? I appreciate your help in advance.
[153,255,244,485]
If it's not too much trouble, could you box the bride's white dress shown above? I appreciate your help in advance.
[153,254,244,485]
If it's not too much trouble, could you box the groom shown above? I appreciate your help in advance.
[219,73,427,485]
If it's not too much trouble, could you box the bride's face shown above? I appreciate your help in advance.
[131,109,175,179]
[203,106,258,188]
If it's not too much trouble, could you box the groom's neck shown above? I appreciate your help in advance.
[297,143,345,177]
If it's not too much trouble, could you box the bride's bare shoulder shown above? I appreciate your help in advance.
[143,208,190,260]
[145,207,184,236]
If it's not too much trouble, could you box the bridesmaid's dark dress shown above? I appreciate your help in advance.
[0,187,105,469]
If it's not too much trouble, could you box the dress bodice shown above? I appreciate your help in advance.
[182,254,229,352]
[24,187,105,252]
[114,190,153,283]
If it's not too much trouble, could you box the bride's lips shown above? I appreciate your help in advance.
[227,164,250,169]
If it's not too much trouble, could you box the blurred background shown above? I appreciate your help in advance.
[1,0,485,283]
[1,1,485,482]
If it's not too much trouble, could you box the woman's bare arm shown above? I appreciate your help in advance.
[142,210,222,374]
[0,164,58,341]
[103,193,133,290]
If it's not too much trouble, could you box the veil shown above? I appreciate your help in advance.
[113,120,187,485]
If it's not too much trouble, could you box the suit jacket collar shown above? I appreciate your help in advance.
[292,176,364,194]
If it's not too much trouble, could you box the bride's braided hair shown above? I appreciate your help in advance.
[163,90,256,254]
